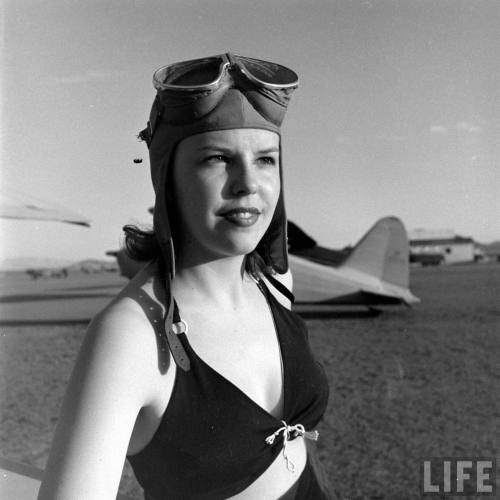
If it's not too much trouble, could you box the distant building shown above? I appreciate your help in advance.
[475,241,500,263]
[409,229,475,264]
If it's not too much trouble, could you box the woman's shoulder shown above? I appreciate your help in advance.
[84,262,172,399]
[91,263,156,344]
[36,265,169,499]
[102,260,164,327]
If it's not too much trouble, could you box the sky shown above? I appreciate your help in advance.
[1,0,499,266]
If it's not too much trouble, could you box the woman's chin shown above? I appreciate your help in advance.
[214,224,267,255]
[180,223,269,263]
[221,239,260,258]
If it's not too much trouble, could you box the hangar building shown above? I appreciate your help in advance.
[409,229,475,265]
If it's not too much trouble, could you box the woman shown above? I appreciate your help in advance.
[38,53,330,500]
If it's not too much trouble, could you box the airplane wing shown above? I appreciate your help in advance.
[0,190,91,227]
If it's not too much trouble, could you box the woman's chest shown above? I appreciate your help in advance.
[183,303,285,419]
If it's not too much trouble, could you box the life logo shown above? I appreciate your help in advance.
[421,458,496,496]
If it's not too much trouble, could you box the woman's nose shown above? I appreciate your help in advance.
[230,161,258,196]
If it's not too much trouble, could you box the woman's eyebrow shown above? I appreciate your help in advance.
[257,147,279,154]
[194,145,279,154]
[195,145,232,153]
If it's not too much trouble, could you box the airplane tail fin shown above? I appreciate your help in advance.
[342,216,411,290]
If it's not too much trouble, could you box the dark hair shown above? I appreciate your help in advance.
[122,224,160,262]
[122,224,273,278]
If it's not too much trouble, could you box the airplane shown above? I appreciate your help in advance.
[0,189,91,227]
[287,217,419,307]
[109,216,419,309]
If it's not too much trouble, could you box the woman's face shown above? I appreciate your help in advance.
[170,128,281,264]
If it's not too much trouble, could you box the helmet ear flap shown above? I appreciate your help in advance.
[255,145,288,274]
[255,223,288,273]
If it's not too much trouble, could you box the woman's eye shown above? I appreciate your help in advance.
[258,156,277,166]
[204,155,228,164]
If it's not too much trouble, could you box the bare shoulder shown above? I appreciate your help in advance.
[88,262,172,390]
[37,265,170,499]
[65,259,168,403]
[85,296,159,390]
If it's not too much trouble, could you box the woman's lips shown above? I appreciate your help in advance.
[219,207,261,227]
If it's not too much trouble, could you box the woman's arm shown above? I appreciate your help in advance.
[37,304,157,500]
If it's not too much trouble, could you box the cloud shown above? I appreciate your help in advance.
[42,70,124,85]
[430,125,448,134]
[456,121,482,134]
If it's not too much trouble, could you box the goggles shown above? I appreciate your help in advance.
[141,53,298,143]
[152,53,299,92]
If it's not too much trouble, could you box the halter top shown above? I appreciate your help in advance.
[127,281,330,499]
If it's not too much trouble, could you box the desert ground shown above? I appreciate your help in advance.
[1,263,499,499]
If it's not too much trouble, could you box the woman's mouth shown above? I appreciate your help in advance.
[220,207,261,227]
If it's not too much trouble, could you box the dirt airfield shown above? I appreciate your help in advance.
[1,263,499,499]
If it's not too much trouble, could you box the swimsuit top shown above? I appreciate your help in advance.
[127,280,330,500]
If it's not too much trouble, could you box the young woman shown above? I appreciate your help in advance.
[38,53,330,500]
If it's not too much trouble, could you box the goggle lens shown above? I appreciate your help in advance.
[236,56,298,86]
[158,58,224,87]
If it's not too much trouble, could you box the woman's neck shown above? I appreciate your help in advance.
[171,255,253,308]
